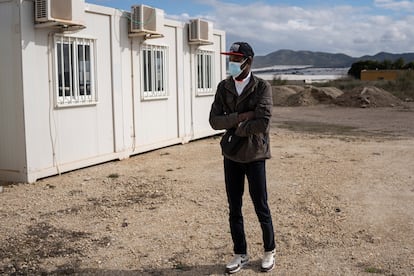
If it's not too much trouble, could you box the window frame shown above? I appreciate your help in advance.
[195,50,215,96]
[53,35,97,107]
[140,44,169,101]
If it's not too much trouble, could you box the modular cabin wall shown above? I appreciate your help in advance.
[19,3,117,182]
[187,32,226,140]
[128,22,226,153]
[0,2,225,183]
[129,20,183,153]
[0,0,27,182]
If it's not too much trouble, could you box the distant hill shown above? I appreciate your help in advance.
[253,49,414,68]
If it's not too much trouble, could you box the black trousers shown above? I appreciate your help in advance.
[224,157,276,254]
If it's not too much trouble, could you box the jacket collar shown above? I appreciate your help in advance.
[223,73,258,99]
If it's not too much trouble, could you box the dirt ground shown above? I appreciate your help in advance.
[1,105,413,275]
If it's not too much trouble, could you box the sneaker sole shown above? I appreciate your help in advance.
[261,261,275,272]
[226,260,249,274]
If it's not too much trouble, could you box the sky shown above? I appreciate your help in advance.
[87,0,414,57]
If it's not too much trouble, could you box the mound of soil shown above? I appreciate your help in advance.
[285,86,320,106]
[335,86,403,108]
[272,84,403,108]
[272,85,302,106]
[312,87,343,102]
[273,85,343,106]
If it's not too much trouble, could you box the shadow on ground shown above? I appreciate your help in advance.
[46,260,265,275]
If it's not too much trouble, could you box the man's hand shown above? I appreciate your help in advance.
[237,111,255,123]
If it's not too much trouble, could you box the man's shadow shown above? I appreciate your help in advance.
[47,259,264,275]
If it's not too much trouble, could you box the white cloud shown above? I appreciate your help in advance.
[204,2,414,56]
[374,0,414,11]
[381,29,407,42]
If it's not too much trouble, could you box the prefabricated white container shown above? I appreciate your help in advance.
[0,0,226,183]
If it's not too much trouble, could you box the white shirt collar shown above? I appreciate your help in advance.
[233,71,251,83]
[233,72,251,95]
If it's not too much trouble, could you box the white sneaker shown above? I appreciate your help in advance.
[261,250,275,272]
[225,254,249,274]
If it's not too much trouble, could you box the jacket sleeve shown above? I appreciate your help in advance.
[209,82,239,130]
[235,80,273,136]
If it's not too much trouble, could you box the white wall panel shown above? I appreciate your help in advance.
[191,32,226,139]
[0,1,27,182]
[131,25,180,151]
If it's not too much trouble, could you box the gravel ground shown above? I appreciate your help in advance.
[1,105,413,275]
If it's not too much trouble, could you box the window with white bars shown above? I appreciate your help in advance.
[141,45,168,99]
[196,50,214,95]
[54,35,96,106]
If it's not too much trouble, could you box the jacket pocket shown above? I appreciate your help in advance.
[252,133,266,151]
[221,129,247,155]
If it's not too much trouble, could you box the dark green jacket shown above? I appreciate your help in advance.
[209,74,273,163]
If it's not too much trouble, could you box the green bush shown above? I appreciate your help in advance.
[380,70,414,100]
[314,77,361,91]
[271,75,288,85]
[348,58,410,79]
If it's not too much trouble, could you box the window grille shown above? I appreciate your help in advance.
[196,50,214,95]
[54,35,97,106]
[141,45,168,99]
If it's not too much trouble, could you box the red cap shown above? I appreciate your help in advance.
[221,42,254,57]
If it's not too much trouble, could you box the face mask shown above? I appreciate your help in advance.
[228,59,247,78]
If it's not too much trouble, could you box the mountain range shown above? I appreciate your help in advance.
[253,50,414,69]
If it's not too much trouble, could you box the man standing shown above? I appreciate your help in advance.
[209,42,276,274]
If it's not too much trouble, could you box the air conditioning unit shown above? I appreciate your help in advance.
[34,0,85,28]
[189,19,213,44]
[130,5,164,35]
